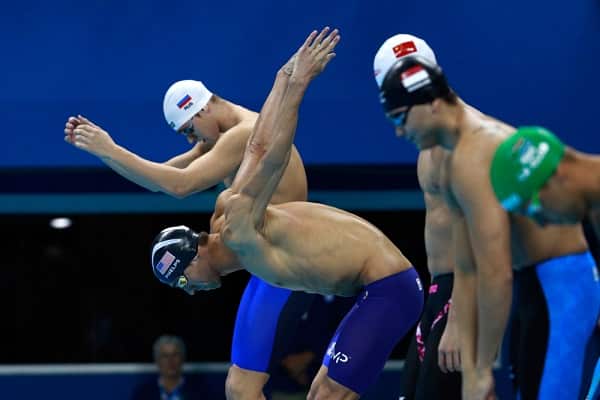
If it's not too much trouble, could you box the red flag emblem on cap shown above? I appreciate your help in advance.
[401,65,431,93]
[393,41,417,58]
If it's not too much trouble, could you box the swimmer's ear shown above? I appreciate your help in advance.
[431,98,443,113]
[198,231,209,246]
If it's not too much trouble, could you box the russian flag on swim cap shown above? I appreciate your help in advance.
[177,94,192,109]
[163,80,213,131]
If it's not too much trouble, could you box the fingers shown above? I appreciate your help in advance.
[453,349,461,372]
[302,30,319,51]
[73,125,94,138]
[318,29,340,54]
[439,348,461,373]
[65,116,81,134]
[438,350,449,373]
[310,26,330,50]
[321,52,337,69]
[67,116,81,126]
[70,135,91,150]
[447,351,457,372]
[77,114,98,128]
[302,27,340,55]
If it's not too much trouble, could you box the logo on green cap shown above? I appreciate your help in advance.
[490,127,565,212]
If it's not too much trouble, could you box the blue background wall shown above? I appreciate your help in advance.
[2,0,599,167]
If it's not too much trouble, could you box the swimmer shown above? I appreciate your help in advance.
[373,34,461,400]
[64,48,317,400]
[490,126,600,225]
[151,27,424,399]
[378,54,599,399]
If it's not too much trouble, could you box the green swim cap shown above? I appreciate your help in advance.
[490,126,565,212]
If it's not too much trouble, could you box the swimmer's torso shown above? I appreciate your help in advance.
[444,109,588,269]
[211,110,307,230]
[418,148,455,276]
[221,197,412,297]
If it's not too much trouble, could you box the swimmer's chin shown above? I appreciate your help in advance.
[186,282,221,295]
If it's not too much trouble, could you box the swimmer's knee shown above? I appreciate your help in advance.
[225,365,268,400]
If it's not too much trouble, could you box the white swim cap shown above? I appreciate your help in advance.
[373,34,437,87]
[163,80,213,131]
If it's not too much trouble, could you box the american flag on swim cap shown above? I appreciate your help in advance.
[401,65,432,93]
[157,250,176,275]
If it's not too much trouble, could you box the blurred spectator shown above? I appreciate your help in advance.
[269,295,354,400]
[131,335,207,399]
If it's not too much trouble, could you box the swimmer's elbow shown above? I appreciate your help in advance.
[169,184,194,199]
[167,172,202,198]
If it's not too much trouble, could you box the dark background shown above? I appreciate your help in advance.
[0,208,428,363]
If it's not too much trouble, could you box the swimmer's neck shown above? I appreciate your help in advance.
[159,375,183,393]
[208,233,243,275]
[214,99,255,133]
[573,151,600,209]
[434,100,472,150]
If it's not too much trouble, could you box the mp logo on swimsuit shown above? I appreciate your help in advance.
[326,342,350,364]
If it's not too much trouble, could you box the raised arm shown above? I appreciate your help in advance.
[229,28,340,227]
[65,115,248,197]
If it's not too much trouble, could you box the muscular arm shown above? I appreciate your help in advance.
[105,129,246,197]
[69,116,247,198]
[451,214,478,370]
[164,141,211,168]
[229,68,300,227]
[101,157,162,192]
[452,147,513,370]
[230,28,338,229]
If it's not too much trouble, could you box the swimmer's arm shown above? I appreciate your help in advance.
[101,158,162,192]
[452,149,513,371]
[104,127,247,198]
[164,141,212,168]
[451,215,478,371]
[230,69,300,226]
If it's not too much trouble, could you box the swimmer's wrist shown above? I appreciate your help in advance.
[474,361,493,371]
[288,76,310,89]
[103,143,123,161]
[278,66,293,77]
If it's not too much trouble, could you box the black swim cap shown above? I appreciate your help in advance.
[379,55,450,113]
[151,225,199,287]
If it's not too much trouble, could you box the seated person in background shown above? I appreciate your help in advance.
[131,335,209,400]
[269,295,355,400]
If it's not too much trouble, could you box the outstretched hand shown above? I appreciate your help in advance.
[64,115,117,158]
[288,27,340,83]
